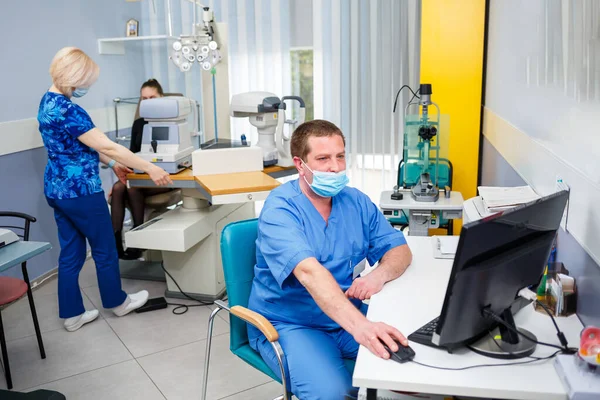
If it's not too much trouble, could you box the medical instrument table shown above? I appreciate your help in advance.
[353,237,582,400]
[0,241,52,273]
[379,190,464,236]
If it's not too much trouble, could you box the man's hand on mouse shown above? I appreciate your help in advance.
[345,274,384,300]
[352,320,408,359]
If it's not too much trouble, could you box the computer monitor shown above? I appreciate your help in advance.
[431,190,569,359]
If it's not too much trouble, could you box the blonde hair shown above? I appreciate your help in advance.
[49,47,99,97]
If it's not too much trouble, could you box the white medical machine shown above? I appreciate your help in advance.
[125,191,255,301]
[380,83,464,236]
[169,6,222,73]
[169,5,230,143]
[230,91,306,167]
[136,97,196,174]
[0,229,19,249]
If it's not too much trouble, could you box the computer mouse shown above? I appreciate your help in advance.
[382,340,416,363]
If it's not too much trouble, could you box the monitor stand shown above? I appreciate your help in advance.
[469,308,537,360]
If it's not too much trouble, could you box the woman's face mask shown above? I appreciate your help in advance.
[72,87,89,98]
[301,160,349,198]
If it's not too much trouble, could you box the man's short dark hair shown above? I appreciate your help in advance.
[290,120,346,160]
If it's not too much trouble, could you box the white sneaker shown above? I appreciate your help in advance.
[64,310,99,332]
[111,290,149,317]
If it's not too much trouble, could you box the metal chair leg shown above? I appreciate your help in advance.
[271,341,289,400]
[201,306,222,400]
[21,263,45,359]
[0,311,13,390]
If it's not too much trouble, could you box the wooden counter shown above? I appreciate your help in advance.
[127,165,296,182]
[126,165,297,204]
[195,171,279,196]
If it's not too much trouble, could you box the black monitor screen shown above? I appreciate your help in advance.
[435,190,569,350]
[152,127,169,141]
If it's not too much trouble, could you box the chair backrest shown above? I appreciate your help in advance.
[398,158,453,189]
[220,218,259,353]
[0,212,36,241]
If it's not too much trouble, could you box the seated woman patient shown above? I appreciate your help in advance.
[110,78,173,259]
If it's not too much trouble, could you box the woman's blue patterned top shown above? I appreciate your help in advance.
[38,92,102,199]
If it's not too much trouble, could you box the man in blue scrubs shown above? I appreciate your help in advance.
[247,120,413,399]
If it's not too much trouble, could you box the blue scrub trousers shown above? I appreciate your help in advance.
[46,192,127,319]
[251,304,368,400]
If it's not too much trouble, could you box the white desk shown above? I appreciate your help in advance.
[353,237,583,400]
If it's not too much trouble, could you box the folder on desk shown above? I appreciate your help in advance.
[432,236,459,259]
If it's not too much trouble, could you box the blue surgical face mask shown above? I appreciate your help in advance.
[302,160,349,198]
[72,88,89,98]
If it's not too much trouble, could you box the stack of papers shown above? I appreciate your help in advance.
[478,186,540,213]
[432,236,460,259]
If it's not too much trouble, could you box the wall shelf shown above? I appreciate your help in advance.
[97,35,178,55]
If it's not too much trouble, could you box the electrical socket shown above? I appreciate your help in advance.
[556,175,570,231]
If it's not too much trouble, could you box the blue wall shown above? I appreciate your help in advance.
[0,0,145,120]
[481,137,600,327]
[0,0,146,280]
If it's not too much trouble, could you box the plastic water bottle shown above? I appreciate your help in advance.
[548,244,557,264]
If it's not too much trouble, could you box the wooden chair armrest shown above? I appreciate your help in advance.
[230,305,279,342]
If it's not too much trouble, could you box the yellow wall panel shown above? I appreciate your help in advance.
[420,0,486,233]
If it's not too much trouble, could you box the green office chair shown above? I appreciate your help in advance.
[201,219,356,400]
[388,158,454,234]
[201,219,289,400]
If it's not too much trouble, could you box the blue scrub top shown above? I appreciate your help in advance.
[38,91,101,200]
[247,179,407,338]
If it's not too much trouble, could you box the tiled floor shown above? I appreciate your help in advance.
[0,259,286,399]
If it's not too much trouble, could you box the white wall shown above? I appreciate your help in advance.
[485,0,600,183]
[484,0,600,265]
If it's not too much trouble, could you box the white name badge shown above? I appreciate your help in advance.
[352,258,367,279]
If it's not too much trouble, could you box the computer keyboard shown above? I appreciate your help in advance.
[408,316,442,348]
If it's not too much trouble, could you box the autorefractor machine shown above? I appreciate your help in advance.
[135,97,197,174]
[230,91,306,167]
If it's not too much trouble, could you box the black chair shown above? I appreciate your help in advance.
[0,389,65,399]
[0,212,46,390]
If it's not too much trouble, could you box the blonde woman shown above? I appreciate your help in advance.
[38,47,172,332]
